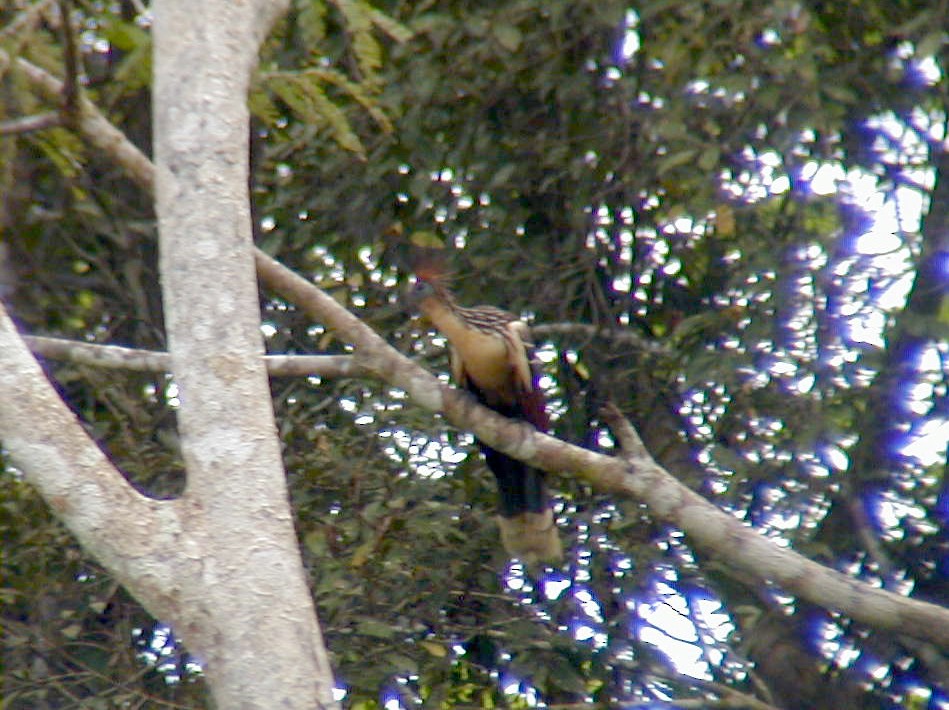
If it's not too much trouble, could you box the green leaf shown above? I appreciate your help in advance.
[419,640,448,657]
[100,19,150,53]
[822,82,857,105]
[916,31,946,59]
[61,623,82,640]
[493,24,522,52]
[657,149,697,176]
[368,7,413,43]
[357,619,396,639]
[332,0,382,81]
[384,653,418,674]
[304,529,327,555]
[269,74,365,154]
[488,162,517,189]
[409,231,444,249]
[299,67,392,131]
[697,146,720,171]
[111,41,153,94]
[249,88,282,127]
[296,0,327,47]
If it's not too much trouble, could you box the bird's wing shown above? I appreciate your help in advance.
[505,320,549,432]
[449,343,467,389]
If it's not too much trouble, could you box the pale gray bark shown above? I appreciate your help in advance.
[0,307,182,615]
[1,3,948,702]
[151,0,335,706]
[1,1,339,707]
[24,335,358,378]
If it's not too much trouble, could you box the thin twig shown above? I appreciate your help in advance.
[639,666,784,710]
[58,0,80,124]
[532,322,670,356]
[0,0,57,40]
[0,111,61,134]
[23,334,360,378]
[599,401,650,460]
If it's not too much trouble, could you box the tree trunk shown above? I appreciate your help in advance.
[154,0,337,705]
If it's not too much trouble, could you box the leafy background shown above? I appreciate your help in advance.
[1,0,947,707]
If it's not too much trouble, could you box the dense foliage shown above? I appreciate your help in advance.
[2,0,947,707]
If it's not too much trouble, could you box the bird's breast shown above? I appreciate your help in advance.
[451,328,516,404]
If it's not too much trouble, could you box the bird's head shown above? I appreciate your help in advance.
[406,253,454,317]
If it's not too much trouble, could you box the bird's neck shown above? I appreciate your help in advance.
[420,295,470,343]
[421,295,515,400]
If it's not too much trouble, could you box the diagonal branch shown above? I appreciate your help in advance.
[0,302,181,614]
[599,401,650,460]
[0,49,156,194]
[9,39,949,650]
[254,249,949,648]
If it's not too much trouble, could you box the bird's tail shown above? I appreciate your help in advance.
[481,446,562,564]
[497,509,562,565]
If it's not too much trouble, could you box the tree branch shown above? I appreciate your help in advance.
[8,26,949,652]
[150,0,336,705]
[0,301,183,615]
[0,111,61,134]
[4,4,338,706]
[531,322,671,356]
[24,334,360,378]
[0,50,156,194]
[253,249,949,649]
[640,667,783,710]
[599,401,650,460]
[57,0,80,126]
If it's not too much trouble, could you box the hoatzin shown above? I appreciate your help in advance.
[410,263,561,564]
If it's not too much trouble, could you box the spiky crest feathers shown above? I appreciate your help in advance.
[412,254,454,289]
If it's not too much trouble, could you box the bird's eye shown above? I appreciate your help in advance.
[405,278,435,309]
[410,280,434,298]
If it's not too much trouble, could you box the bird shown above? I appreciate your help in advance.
[408,259,561,564]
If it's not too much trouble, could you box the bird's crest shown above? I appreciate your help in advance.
[411,249,455,290]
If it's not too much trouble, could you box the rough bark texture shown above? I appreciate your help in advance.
[0,306,180,614]
[2,3,339,708]
[150,0,336,706]
[2,3,947,700]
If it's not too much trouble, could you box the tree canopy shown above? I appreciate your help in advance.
[1,0,947,708]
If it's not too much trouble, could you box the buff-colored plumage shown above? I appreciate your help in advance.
[412,261,560,564]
